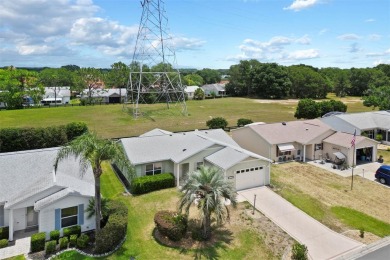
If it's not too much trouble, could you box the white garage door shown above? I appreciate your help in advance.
[235,166,265,191]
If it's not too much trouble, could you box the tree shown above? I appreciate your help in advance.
[194,88,205,100]
[294,99,320,119]
[183,74,204,86]
[363,85,390,110]
[196,68,221,84]
[226,59,261,96]
[237,118,253,126]
[206,117,228,129]
[104,62,130,103]
[76,68,102,104]
[318,100,347,116]
[179,166,237,240]
[55,132,133,232]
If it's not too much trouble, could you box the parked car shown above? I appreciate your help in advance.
[375,165,390,185]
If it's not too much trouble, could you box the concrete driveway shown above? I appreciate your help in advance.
[238,187,363,260]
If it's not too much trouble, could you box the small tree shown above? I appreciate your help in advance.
[206,117,228,129]
[237,118,253,127]
[294,99,320,119]
[194,88,205,100]
[292,242,308,260]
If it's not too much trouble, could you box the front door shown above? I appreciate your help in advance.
[26,206,38,227]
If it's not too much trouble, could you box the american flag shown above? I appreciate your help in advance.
[351,129,356,147]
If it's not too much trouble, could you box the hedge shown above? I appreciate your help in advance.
[69,234,78,247]
[94,200,128,254]
[0,226,9,240]
[0,239,8,249]
[45,240,57,255]
[77,234,89,249]
[59,237,68,250]
[0,122,88,153]
[63,225,81,239]
[206,117,228,129]
[237,118,253,127]
[131,173,175,195]
[31,232,46,253]
[154,211,187,241]
[50,230,60,243]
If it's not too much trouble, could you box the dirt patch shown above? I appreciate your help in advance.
[342,230,381,244]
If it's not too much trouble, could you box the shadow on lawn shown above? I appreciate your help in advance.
[191,228,233,260]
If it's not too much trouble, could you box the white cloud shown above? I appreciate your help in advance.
[287,49,319,60]
[365,18,376,23]
[337,34,361,40]
[366,48,390,57]
[368,34,382,41]
[318,29,328,35]
[296,35,311,44]
[171,36,206,51]
[284,0,320,12]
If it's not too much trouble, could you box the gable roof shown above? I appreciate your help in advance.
[320,111,390,133]
[205,147,252,170]
[243,119,334,145]
[82,88,127,98]
[121,129,271,166]
[322,132,378,148]
[0,148,94,209]
[140,128,173,137]
[184,86,199,93]
[201,84,226,92]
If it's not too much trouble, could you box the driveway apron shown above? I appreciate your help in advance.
[238,187,363,260]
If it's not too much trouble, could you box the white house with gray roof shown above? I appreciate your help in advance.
[201,84,226,97]
[81,88,127,104]
[0,148,95,241]
[320,111,390,145]
[120,128,272,191]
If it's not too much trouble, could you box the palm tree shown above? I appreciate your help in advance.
[55,132,133,232]
[179,166,237,240]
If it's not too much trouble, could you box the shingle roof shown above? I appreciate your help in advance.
[201,84,226,92]
[245,119,334,145]
[205,147,251,170]
[0,147,94,209]
[82,88,127,98]
[322,132,377,147]
[140,128,173,137]
[184,86,199,93]
[320,111,390,133]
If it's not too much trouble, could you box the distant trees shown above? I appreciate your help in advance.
[196,68,221,84]
[183,74,204,86]
[294,99,347,119]
[363,85,390,110]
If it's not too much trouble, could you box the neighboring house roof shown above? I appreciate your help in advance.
[0,148,94,209]
[120,128,271,166]
[320,111,390,134]
[244,119,334,145]
[201,84,226,93]
[140,128,173,137]
[82,88,127,98]
[322,132,378,148]
[205,147,252,170]
[184,86,199,93]
[44,87,71,98]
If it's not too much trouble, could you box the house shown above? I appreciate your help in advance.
[321,111,390,145]
[0,148,95,241]
[81,88,127,104]
[201,84,226,97]
[42,87,71,105]
[322,132,379,166]
[184,86,200,99]
[232,119,336,162]
[120,128,272,191]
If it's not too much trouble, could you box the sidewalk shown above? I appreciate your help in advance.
[0,237,30,259]
[238,187,364,260]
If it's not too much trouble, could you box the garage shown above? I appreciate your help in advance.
[108,95,121,103]
[356,146,374,164]
[235,166,265,191]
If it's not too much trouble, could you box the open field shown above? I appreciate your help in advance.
[271,162,390,237]
[0,96,373,138]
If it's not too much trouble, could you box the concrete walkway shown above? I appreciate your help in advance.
[238,187,364,260]
[0,237,30,259]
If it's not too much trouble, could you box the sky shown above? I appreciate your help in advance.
[0,0,389,69]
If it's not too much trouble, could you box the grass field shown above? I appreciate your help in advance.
[0,96,373,138]
[271,162,390,237]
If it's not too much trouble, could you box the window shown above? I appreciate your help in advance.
[254,167,259,170]
[250,168,254,171]
[61,206,78,228]
[240,170,245,173]
[145,162,162,175]
[315,143,323,151]
[277,150,291,156]
[236,170,240,174]
[196,162,203,170]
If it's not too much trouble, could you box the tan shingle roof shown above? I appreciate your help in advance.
[322,132,376,147]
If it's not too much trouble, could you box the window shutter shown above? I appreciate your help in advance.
[55,208,61,230]
[78,204,84,225]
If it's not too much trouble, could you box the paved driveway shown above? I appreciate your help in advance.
[238,187,363,260]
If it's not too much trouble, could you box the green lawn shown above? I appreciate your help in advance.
[0,97,372,138]
[4,255,26,260]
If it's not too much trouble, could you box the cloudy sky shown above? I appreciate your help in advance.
[0,0,389,69]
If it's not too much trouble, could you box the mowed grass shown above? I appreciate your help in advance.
[0,96,373,138]
[4,255,26,260]
[271,162,390,237]
[56,163,275,259]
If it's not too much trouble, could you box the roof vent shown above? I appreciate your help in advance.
[183,149,187,152]
[282,122,286,125]
[306,128,309,131]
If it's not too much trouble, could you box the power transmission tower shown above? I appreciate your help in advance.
[126,0,187,118]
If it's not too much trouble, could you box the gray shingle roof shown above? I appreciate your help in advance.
[140,128,173,137]
[0,148,94,209]
[82,88,127,98]
[205,147,250,170]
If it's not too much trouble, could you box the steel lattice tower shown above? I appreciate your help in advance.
[126,0,187,118]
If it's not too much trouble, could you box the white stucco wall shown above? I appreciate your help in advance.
[232,127,271,160]
[38,195,95,239]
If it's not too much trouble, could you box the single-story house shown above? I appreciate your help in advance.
[232,119,336,162]
[322,132,379,166]
[321,111,390,145]
[184,86,200,99]
[120,128,272,191]
[81,88,127,104]
[42,87,71,105]
[0,148,95,241]
[201,84,226,97]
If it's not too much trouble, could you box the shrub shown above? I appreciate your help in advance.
[154,211,187,241]
[63,225,81,239]
[237,118,253,127]
[206,117,228,129]
[31,232,46,253]
[0,226,9,240]
[94,200,128,254]
[69,234,78,247]
[292,242,308,260]
[0,239,8,249]
[360,228,365,238]
[65,122,88,141]
[59,237,68,250]
[50,230,60,243]
[77,234,89,249]
[45,240,57,255]
[375,134,383,142]
[131,173,175,195]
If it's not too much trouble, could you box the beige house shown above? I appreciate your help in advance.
[232,119,335,163]
[322,132,379,167]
